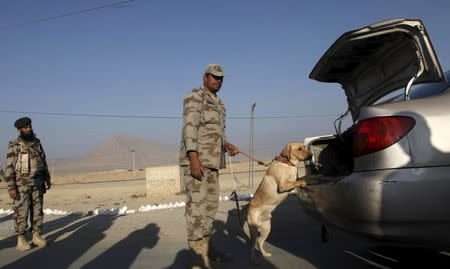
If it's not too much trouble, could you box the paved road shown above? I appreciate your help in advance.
[0,196,449,268]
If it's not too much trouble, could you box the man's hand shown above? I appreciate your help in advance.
[8,189,19,200]
[225,143,239,156]
[188,151,203,181]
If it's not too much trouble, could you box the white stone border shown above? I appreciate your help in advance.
[0,194,253,216]
[0,208,13,215]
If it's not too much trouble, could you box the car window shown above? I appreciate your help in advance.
[392,70,450,102]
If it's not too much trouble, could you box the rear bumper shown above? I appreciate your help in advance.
[297,167,450,247]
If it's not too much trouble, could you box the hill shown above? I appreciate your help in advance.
[53,133,178,175]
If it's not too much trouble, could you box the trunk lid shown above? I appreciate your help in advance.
[309,18,446,121]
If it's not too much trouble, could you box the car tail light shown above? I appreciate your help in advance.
[353,116,415,157]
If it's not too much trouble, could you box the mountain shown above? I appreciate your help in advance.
[53,133,178,175]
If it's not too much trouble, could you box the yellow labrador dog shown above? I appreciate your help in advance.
[247,142,311,264]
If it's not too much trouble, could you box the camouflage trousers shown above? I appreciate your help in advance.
[13,185,44,235]
[182,165,220,241]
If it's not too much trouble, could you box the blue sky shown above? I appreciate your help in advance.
[1,0,450,161]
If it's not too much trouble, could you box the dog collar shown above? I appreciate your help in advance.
[274,156,295,166]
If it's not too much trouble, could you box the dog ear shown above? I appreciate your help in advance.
[280,144,291,159]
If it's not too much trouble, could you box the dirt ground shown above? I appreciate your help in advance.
[0,162,273,213]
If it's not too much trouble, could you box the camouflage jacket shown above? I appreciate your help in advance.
[4,136,50,190]
[179,85,228,169]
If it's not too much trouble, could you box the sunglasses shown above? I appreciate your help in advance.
[209,74,224,81]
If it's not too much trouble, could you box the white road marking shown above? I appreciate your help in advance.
[369,250,399,263]
[344,250,392,269]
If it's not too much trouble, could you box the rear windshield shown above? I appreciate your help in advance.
[392,70,450,102]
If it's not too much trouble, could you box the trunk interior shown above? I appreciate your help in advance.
[306,127,355,177]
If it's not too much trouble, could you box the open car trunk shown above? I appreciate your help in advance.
[305,19,446,178]
[305,129,354,178]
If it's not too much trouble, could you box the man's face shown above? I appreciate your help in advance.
[203,73,223,93]
[18,125,33,135]
[17,125,35,141]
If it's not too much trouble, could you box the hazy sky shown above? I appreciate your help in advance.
[1,0,450,161]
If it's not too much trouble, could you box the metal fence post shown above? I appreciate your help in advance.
[249,103,256,188]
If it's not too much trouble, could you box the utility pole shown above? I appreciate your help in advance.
[249,103,256,188]
[131,150,136,177]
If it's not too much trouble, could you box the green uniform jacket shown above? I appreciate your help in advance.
[179,85,228,169]
[4,137,50,191]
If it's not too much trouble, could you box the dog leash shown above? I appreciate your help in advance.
[228,154,244,228]
[238,151,269,167]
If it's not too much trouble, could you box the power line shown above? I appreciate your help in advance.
[231,114,340,119]
[0,0,136,30]
[246,100,345,106]
[0,110,340,120]
[0,110,178,119]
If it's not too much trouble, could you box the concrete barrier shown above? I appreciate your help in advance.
[145,165,181,197]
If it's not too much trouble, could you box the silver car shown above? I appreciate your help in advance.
[297,18,450,247]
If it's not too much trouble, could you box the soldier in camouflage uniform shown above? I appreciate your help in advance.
[4,117,51,251]
[180,64,239,268]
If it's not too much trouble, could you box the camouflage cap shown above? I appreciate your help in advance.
[204,64,227,77]
[14,117,32,129]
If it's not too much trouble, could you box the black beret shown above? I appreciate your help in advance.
[14,117,32,129]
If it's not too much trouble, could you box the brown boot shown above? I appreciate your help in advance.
[32,231,47,247]
[16,234,31,251]
[205,236,232,263]
[187,238,211,269]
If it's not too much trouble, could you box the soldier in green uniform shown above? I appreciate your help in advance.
[180,64,239,268]
[4,117,51,251]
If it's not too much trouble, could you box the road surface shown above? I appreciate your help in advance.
[1,195,448,268]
